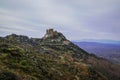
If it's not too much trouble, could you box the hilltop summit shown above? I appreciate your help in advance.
[43,29,66,40]
[41,29,70,45]
[44,29,58,38]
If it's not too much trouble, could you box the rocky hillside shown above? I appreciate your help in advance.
[0,29,120,80]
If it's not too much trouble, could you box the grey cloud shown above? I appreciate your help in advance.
[0,0,120,40]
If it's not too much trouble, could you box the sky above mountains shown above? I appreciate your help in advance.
[0,0,120,41]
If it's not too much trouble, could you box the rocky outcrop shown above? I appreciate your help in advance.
[43,29,66,41]
[39,28,71,46]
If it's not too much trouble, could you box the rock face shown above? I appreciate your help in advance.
[44,29,57,38]
[43,29,66,41]
[40,29,71,46]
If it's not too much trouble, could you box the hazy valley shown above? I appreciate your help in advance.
[74,42,120,64]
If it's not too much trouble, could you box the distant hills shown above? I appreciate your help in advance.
[74,42,120,64]
[0,29,120,80]
[74,39,120,44]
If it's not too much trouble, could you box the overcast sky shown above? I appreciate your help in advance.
[0,0,120,41]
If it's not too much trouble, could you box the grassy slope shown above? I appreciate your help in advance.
[0,35,119,80]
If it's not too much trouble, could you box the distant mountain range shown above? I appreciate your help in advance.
[73,42,120,64]
[0,29,120,80]
[74,39,120,44]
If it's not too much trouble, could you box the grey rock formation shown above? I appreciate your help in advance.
[42,29,68,43]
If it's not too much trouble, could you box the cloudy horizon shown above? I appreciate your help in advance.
[0,0,120,41]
